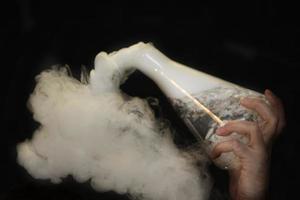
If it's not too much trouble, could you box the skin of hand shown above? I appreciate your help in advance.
[240,89,286,152]
[211,89,286,200]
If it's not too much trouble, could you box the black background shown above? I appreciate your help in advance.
[1,1,300,199]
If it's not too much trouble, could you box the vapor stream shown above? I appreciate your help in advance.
[17,53,211,200]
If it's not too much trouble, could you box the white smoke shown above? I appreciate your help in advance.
[17,52,212,200]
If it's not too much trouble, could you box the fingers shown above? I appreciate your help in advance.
[240,95,279,142]
[240,89,286,142]
[212,121,266,165]
[240,97,278,129]
[264,89,286,134]
[216,121,264,147]
[211,139,250,160]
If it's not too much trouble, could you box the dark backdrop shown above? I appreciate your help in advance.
[1,1,299,199]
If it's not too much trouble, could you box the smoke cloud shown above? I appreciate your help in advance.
[17,52,211,200]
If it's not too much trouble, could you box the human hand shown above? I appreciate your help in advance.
[240,89,286,149]
[211,89,285,200]
[212,120,268,200]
